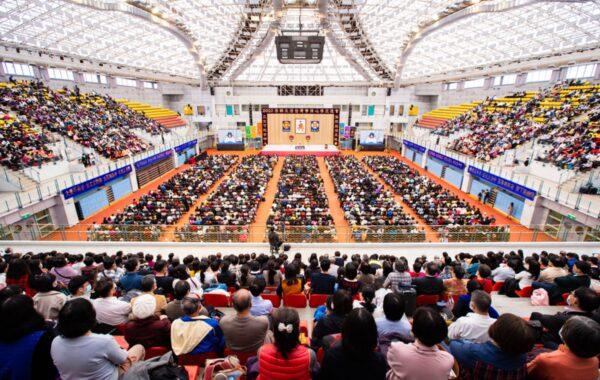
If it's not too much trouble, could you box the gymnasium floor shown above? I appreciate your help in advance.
[46,149,554,243]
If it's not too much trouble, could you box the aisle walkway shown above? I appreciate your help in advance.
[360,157,440,242]
[159,159,241,242]
[248,157,284,243]
[317,157,351,242]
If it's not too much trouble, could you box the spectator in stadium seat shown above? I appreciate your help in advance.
[490,259,517,283]
[130,275,166,317]
[6,258,35,296]
[118,258,143,293]
[527,316,600,380]
[79,256,98,286]
[258,308,317,379]
[52,298,144,379]
[475,264,494,293]
[153,260,174,296]
[452,280,499,321]
[32,273,67,321]
[67,275,92,299]
[50,255,78,288]
[220,289,269,353]
[277,263,305,297]
[311,290,353,350]
[264,260,282,288]
[383,260,413,292]
[338,263,362,296]
[96,257,123,284]
[448,290,495,343]
[217,260,238,289]
[249,278,273,317]
[0,294,57,380]
[164,280,195,321]
[92,278,131,327]
[533,260,592,303]
[529,286,600,349]
[537,255,568,284]
[443,263,468,298]
[375,292,411,339]
[449,313,535,379]
[319,308,387,380]
[412,262,444,295]
[309,260,337,295]
[387,307,454,380]
[170,296,224,356]
[124,294,171,349]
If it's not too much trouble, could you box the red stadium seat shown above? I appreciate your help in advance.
[178,351,219,366]
[203,293,230,307]
[185,365,200,380]
[283,293,307,308]
[491,282,504,292]
[416,295,439,306]
[113,335,127,349]
[261,293,281,308]
[309,294,328,308]
[145,346,170,359]
[515,286,533,298]
[224,348,256,366]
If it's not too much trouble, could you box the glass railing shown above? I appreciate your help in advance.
[4,223,596,243]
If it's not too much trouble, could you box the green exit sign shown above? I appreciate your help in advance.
[566,214,576,221]
[20,213,31,220]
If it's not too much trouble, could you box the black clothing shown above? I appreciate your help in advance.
[318,343,386,380]
[412,276,444,295]
[310,273,337,295]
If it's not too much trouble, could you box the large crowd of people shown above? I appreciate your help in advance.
[267,156,335,241]
[0,248,598,380]
[0,80,165,161]
[363,156,496,227]
[189,155,277,227]
[435,83,599,165]
[91,155,237,240]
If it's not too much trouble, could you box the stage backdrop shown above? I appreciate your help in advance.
[262,107,340,146]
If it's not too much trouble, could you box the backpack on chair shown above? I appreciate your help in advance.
[203,356,246,380]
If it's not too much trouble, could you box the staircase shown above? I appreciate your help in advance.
[0,167,38,192]
[415,102,480,130]
[117,99,187,129]
[487,188,498,206]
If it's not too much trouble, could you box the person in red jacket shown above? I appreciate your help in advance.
[257,307,317,380]
[124,294,171,349]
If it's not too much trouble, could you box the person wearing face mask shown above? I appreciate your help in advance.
[67,276,92,299]
[32,273,68,321]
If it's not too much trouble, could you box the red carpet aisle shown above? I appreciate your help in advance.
[317,157,351,243]
[248,157,285,243]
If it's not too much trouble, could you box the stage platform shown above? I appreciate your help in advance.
[260,144,340,156]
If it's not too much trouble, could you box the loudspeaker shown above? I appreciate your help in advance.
[209,87,214,96]
[387,88,391,96]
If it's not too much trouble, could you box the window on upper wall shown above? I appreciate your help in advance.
[2,62,35,77]
[241,104,249,112]
[233,105,240,115]
[446,82,458,90]
[48,67,74,81]
[526,69,553,83]
[389,104,395,116]
[361,105,368,116]
[397,105,405,115]
[565,64,597,79]
[116,77,137,87]
[83,72,107,84]
[143,81,158,89]
[464,78,485,89]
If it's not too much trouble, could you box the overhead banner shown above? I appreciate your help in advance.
[134,150,173,170]
[427,150,466,170]
[175,139,197,154]
[403,139,426,153]
[468,166,537,201]
[62,165,132,200]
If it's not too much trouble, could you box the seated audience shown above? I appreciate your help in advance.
[153,260,174,295]
[52,298,144,379]
[309,260,337,295]
[527,316,600,380]
[338,263,362,296]
[443,264,468,298]
[170,296,224,355]
[387,307,454,380]
[118,258,143,293]
[131,275,167,316]
[533,260,592,303]
[257,307,317,379]
[92,278,131,327]
[220,289,269,353]
[6,258,34,296]
[319,308,387,380]
[0,294,57,380]
[50,255,79,288]
[412,262,444,295]
[537,255,568,283]
[448,290,495,343]
[453,280,500,321]
[277,263,305,297]
[383,260,413,292]
[375,293,411,339]
[67,275,91,299]
[32,273,67,320]
[311,290,353,350]
[124,294,171,349]
[449,313,536,378]
[249,279,273,317]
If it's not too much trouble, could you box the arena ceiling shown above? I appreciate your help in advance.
[0,0,598,86]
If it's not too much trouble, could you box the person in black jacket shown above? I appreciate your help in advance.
[310,260,337,295]
[311,290,352,350]
[534,261,592,303]
[529,286,600,348]
[412,262,444,295]
[268,227,282,254]
[318,308,387,380]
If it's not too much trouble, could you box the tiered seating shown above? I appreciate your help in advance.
[267,156,335,242]
[415,102,479,129]
[117,99,187,129]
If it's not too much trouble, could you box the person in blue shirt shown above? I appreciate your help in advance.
[310,260,337,295]
[171,296,224,356]
[249,278,273,317]
[449,313,535,378]
[117,258,143,293]
[453,279,499,321]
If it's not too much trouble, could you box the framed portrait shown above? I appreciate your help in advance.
[282,120,291,132]
[310,120,320,132]
[295,118,306,134]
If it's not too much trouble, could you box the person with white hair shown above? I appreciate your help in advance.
[124,294,171,349]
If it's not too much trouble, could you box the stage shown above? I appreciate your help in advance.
[260,144,340,156]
